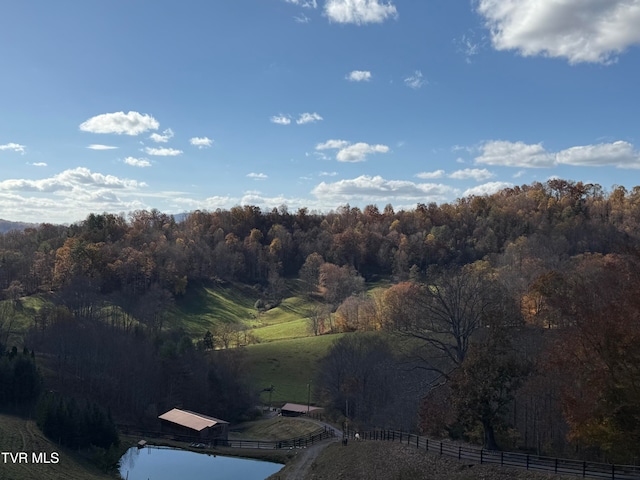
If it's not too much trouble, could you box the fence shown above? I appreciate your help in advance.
[347,429,640,480]
[214,427,335,450]
[120,424,335,451]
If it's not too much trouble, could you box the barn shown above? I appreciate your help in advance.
[280,403,323,417]
[158,408,229,441]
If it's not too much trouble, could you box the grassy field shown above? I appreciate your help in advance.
[1,295,52,347]
[171,281,259,335]
[0,413,115,480]
[242,334,345,405]
[229,416,324,440]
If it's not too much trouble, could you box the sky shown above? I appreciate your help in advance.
[1,0,640,224]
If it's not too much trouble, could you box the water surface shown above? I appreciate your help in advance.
[119,446,283,480]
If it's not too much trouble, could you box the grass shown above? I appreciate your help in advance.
[252,318,310,342]
[170,281,259,336]
[1,295,52,347]
[0,412,114,480]
[242,334,345,405]
[229,416,323,440]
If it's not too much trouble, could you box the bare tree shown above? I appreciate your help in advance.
[388,264,501,380]
[306,304,330,336]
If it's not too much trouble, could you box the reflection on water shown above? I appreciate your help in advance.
[119,446,282,480]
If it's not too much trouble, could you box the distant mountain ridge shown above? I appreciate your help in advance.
[0,219,38,234]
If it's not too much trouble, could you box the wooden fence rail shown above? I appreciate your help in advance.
[347,429,640,480]
[214,428,335,450]
[120,424,335,451]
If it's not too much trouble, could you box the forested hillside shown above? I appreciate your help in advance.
[2,178,640,463]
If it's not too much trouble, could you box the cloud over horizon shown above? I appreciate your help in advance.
[476,140,640,169]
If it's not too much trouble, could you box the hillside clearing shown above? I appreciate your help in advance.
[242,334,345,404]
[0,413,114,480]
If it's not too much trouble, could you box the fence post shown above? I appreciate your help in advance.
[439,441,443,455]
[555,458,558,473]
[526,454,529,470]
[480,449,483,464]
[416,435,419,448]
[426,438,428,451]
[458,446,461,460]
[583,461,586,478]
[501,452,503,466]
[611,463,614,480]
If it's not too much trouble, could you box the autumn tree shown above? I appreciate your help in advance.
[299,252,324,294]
[448,333,530,450]
[544,253,640,462]
[318,263,364,308]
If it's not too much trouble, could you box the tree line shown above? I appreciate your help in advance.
[2,178,640,462]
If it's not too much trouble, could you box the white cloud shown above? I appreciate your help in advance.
[31,162,47,167]
[476,140,555,168]
[295,13,311,23]
[316,139,350,150]
[336,142,389,162]
[149,128,174,143]
[124,156,152,168]
[476,140,640,169]
[325,0,398,25]
[79,111,159,135]
[346,70,372,82]
[316,139,389,162]
[0,167,145,193]
[0,143,26,154]
[296,112,323,124]
[415,170,445,179]
[454,32,485,63]
[190,136,213,149]
[555,141,639,167]
[449,168,495,181]
[285,0,317,8]
[319,171,338,177]
[0,164,175,223]
[144,147,183,156]
[247,172,268,180]
[404,70,425,89]
[87,144,118,150]
[312,175,457,204]
[464,181,513,197]
[477,0,640,64]
[271,115,292,125]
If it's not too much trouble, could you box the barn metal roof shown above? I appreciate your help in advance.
[281,403,323,413]
[158,408,228,431]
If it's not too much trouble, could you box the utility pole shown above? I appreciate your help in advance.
[268,384,274,412]
[307,381,311,414]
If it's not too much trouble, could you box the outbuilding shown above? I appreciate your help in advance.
[280,403,323,417]
[158,408,229,441]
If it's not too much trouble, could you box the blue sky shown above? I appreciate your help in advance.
[1,0,640,223]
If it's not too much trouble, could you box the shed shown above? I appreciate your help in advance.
[280,403,323,417]
[158,408,229,440]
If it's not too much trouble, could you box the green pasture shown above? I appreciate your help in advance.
[1,295,51,347]
[171,282,258,335]
[243,333,345,405]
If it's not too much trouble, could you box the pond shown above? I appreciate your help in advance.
[119,446,283,480]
